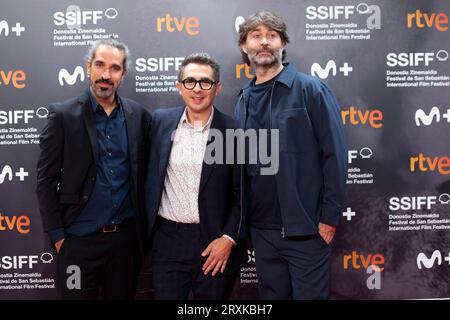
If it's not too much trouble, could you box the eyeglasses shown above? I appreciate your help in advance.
[180,77,218,90]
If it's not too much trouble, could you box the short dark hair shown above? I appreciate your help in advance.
[85,39,131,71]
[238,11,290,65]
[178,52,220,82]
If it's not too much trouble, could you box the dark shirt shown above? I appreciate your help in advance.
[48,90,134,242]
[245,72,284,230]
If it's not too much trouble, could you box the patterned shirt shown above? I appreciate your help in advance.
[158,107,214,223]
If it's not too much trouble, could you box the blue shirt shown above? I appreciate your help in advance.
[49,90,134,242]
[245,72,283,230]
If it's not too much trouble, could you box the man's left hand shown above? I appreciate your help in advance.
[201,237,234,276]
[318,222,336,245]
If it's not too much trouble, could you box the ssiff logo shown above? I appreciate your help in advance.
[0,107,48,125]
[53,6,118,29]
[0,253,53,270]
[306,3,381,29]
[135,57,184,72]
[389,193,450,211]
[386,50,448,67]
[348,147,373,164]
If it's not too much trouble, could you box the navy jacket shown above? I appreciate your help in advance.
[145,106,246,273]
[235,63,347,237]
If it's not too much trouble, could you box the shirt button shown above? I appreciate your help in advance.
[110,169,114,174]
[108,152,112,157]
[107,135,111,139]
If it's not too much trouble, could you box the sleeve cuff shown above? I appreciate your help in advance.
[48,228,66,244]
[222,234,236,245]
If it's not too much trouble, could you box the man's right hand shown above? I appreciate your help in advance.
[54,238,65,253]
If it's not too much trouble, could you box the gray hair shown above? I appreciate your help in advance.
[178,52,220,82]
[85,39,131,71]
[238,11,290,65]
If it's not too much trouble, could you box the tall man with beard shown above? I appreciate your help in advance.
[235,11,347,299]
[36,39,151,299]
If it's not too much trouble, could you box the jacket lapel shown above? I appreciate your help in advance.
[158,107,185,186]
[122,100,138,184]
[199,108,223,194]
[80,90,99,165]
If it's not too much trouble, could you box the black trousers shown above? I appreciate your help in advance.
[151,217,236,300]
[251,227,332,300]
[56,218,141,300]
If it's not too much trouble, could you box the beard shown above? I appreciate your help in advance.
[90,79,115,99]
[248,47,283,68]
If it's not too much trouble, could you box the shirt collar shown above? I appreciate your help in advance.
[238,62,297,94]
[88,88,123,115]
[179,106,214,132]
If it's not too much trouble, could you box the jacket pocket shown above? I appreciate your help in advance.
[278,108,317,153]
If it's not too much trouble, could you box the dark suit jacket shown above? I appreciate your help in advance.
[36,89,151,253]
[145,106,246,273]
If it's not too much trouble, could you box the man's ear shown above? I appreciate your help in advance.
[241,43,248,54]
[85,60,91,78]
[215,82,222,96]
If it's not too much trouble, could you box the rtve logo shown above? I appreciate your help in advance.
[235,64,254,80]
[341,106,383,128]
[58,66,85,86]
[0,68,26,89]
[0,211,30,234]
[306,3,381,29]
[156,14,200,36]
[386,50,449,67]
[0,253,53,270]
[415,106,450,126]
[135,57,184,72]
[389,193,450,211]
[410,154,450,175]
[417,250,450,270]
[53,6,118,29]
[407,10,448,32]
[0,165,29,184]
[310,60,353,79]
[348,147,373,164]
[0,20,25,37]
[343,251,385,271]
